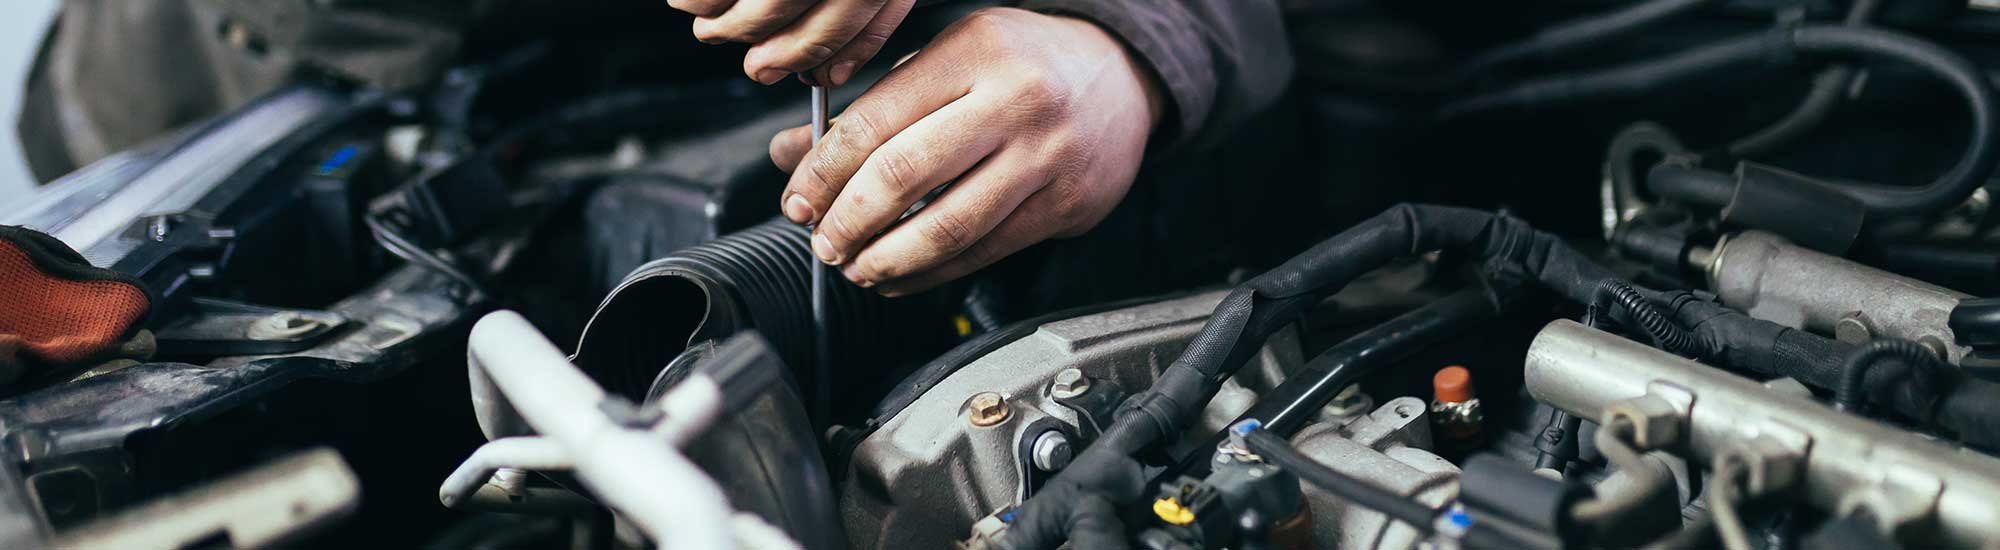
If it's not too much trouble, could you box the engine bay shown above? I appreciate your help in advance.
[5,1,2000,549]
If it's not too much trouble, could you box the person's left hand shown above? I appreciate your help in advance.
[667,0,917,86]
[768,8,1165,296]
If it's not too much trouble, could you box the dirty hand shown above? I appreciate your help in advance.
[667,0,917,86]
[769,7,1164,296]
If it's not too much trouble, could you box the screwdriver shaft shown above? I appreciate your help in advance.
[809,85,832,423]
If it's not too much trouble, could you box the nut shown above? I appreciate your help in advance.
[1050,369,1091,399]
[968,392,1010,427]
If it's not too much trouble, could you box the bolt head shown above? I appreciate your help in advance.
[1032,432,1073,471]
[1834,314,1873,344]
[968,392,1010,427]
[1050,369,1091,399]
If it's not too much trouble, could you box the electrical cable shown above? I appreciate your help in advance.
[1003,204,1621,550]
[1241,429,1439,533]
[1595,278,1710,356]
[1170,288,1501,479]
[365,213,488,297]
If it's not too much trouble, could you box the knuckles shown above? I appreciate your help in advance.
[918,210,978,256]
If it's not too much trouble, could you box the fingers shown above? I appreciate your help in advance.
[779,53,970,225]
[770,123,813,172]
[667,0,735,18]
[838,146,1045,286]
[691,0,813,47]
[873,187,1070,296]
[810,94,1006,265]
[804,0,915,86]
[740,0,889,84]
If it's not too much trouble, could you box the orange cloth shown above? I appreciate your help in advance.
[0,227,150,368]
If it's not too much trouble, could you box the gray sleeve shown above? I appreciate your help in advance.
[1013,0,1293,151]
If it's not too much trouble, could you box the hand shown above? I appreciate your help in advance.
[769,8,1165,296]
[668,0,917,86]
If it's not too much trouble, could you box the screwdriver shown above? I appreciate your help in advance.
[809,84,832,422]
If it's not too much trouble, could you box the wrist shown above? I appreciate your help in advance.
[1042,13,1168,131]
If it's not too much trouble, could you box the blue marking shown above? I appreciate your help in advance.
[1448,509,1472,528]
[317,145,359,176]
[1230,419,1262,435]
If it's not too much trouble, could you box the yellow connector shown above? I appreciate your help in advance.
[1152,497,1195,526]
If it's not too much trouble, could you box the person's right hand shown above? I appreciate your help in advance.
[666,0,917,86]
[766,8,1166,296]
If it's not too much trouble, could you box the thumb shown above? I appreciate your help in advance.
[769,123,815,173]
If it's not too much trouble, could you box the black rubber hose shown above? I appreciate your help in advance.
[1621,26,1997,220]
[1448,25,1997,217]
[1644,163,1737,210]
[1242,429,1438,533]
[1724,0,1884,158]
[1835,338,1944,413]
[1727,66,1859,157]
[1437,32,1773,121]
[1004,204,1617,550]
[1787,26,1998,217]
[1457,0,1722,80]
[1063,495,1130,550]
[571,219,906,406]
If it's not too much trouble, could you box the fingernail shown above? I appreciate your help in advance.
[812,233,843,264]
[797,72,821,87]
[753,69,786,85]
[783,194,816,224]
[830,61,858,87]
[841,266,872,287]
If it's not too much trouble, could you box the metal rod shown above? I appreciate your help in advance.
[809,85,833,423]
[467,311,737,549]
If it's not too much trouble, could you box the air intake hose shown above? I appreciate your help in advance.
[571,218,940,418]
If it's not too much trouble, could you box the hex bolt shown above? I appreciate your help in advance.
[1031,431,1073,472]
[1050,368,1091,399]
[968,392,1010,427]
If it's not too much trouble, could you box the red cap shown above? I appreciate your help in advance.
[1433,366,1475,403]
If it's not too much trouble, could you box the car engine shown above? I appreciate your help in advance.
[4,1,2000,549]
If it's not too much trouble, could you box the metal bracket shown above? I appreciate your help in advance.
[1602,383,1696,450]
[1717,420,1813,497]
